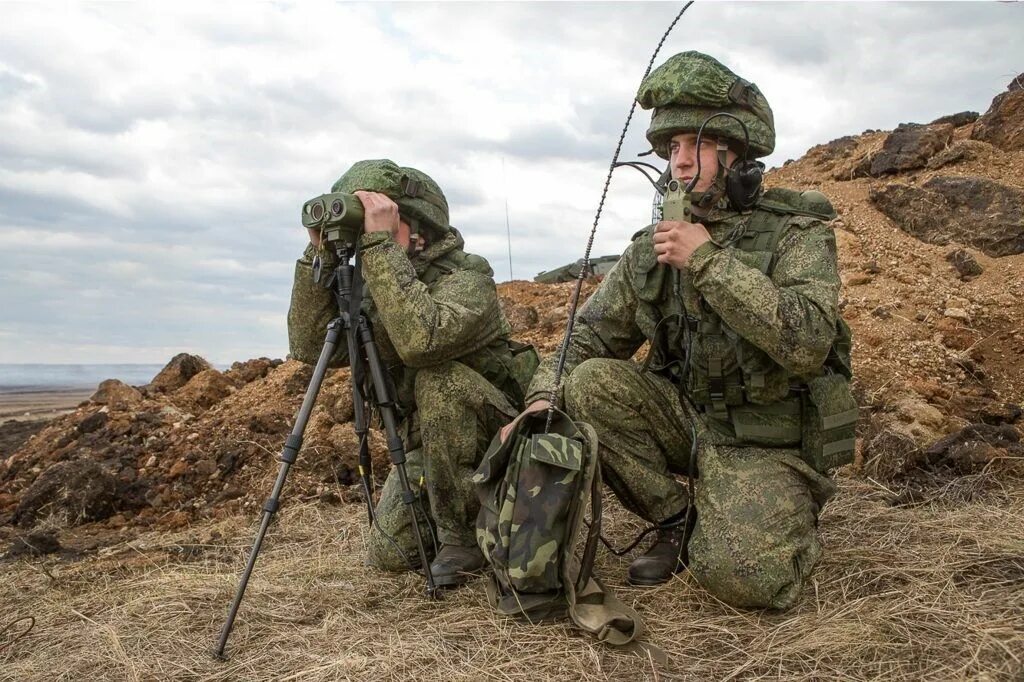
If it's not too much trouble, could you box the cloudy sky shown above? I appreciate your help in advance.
[1,1,1021,365]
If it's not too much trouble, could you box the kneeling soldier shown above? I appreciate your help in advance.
[289,159,529,587]
[517,52,856,610]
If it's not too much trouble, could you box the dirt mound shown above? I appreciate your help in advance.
[0,356,387,533]
[14,460,117,526]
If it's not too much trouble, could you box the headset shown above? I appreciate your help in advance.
[687,111,765,212]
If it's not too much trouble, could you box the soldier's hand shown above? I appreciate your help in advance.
[499,399,551,443]
[353,190,400,235]
[653,220,711,269]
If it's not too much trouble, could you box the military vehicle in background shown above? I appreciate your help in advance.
[533,254,621,283]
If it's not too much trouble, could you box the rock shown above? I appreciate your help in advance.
[944,248,983,279]
[943,308,971,322]
[923,423,1022,473]
[216,485,245,502]
[892,397,945,434]
[148,353,213,393]
[869,176,1024,257]
[929,176,1024,256]
[809,135,860,166]
[870,305,891,319]
[224,357,282,384]
[76,411,109,435]
[843,272,872,286]
[168,459,190,478]
[972,73,1024,151]
[978,403,1023,426]
[869,123,954,176]
[929,111,980,128]
[279,361,315,394]
[90,379,144,409]
[324,392,353,425]
[193,459,217,477]
[248,411,290,435]
[172,369,237,412]
[925,139,997,170]
[162,510,191,530]
[6,530,62,557]
[14,460,118,527]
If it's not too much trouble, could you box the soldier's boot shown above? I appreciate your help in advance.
[429,544,486,588]
[627,509,696,586]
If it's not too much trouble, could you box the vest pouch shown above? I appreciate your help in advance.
[801,373,858,472]
[729,399,802,447]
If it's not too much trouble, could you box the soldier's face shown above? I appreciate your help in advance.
[669,133,738,194]
[393,219,412,249]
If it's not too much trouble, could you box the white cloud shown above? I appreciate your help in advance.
[0,1,1021,364]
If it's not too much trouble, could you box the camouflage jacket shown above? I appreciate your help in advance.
[288,228,518,413]
[528,193,842,437]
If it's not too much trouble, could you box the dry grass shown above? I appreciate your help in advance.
[2,472,1023,681]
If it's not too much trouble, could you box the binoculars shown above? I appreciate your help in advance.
[301,192,366,246]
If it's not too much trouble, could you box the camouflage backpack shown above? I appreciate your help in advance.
[472,407,643,646]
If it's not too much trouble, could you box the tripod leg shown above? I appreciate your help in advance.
[346,323,375,524]
[356,317,438,597]
[214,318,343,659]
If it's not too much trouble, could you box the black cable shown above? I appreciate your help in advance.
[0,616,34,654]
[686,111,752,194]
[611,160,666,192]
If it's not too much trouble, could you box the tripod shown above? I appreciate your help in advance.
[215,240,438,659]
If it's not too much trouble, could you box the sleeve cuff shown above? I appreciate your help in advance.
[358,231,393,250]
[686,240,722,275]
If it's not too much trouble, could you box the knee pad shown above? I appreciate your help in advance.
[689,534,811,610]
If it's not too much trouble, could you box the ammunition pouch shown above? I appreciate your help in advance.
[728,399,802,448]
[800,373,858,472]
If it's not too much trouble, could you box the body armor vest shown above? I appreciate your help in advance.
[641,188,856,471]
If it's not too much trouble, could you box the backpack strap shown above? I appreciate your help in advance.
[561,420,645,648]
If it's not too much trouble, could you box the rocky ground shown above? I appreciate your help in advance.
[1,76,1022,680]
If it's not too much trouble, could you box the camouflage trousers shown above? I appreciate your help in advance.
[564,358,837,610]
[365,360,517,572]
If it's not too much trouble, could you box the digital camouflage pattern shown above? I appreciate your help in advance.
[288,196,521,566]
[637,51,775,158]
[331,159,450,234]
[365,360,518,569]
[527,191,848,609]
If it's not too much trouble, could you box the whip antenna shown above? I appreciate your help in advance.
[503,157,514,281]
[546,1,695,426]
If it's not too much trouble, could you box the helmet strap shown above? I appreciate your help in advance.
[690,142,730,218]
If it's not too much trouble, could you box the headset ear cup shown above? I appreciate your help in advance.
[726,160,764,211]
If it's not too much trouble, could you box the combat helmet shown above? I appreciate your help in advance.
[637,51,775,160]
[331,159,450,235]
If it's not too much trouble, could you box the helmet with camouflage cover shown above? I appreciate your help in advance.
[637,51,775,159]
[331,159,450,234]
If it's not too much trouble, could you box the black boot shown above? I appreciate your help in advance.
[627,509,696,587]
[429,544,486,588]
